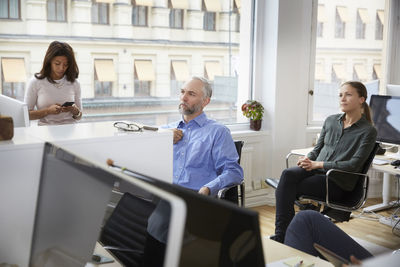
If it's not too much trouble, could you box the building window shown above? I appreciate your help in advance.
[1,58,26,101]
[317,22,323,37]
[335,7,346,39]
[356,9,368,39]
[47,0,66,22]
[134,60,154,97]
[0,0,20,19]
[202,1,216,31]
[317,5,326,38]
[170,60,189,97]
[94,59,116,97]
[132,1,148,26]
[375,10,384,40]
[169,8,183,29]
[233,0,240,32]
[91,1,109,25]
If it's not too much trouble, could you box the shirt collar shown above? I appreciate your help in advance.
[338,113,367,126]
[177,112,208,128]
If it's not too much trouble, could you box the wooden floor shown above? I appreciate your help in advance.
[251,198,400,250]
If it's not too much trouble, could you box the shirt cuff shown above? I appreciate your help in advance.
[203,181,219,196]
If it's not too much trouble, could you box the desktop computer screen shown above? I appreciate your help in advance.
[117,168,266,267]
[30,143,186,267]
[370,95,400,146]
[0,94,29,127]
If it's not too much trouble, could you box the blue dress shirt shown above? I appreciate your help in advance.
[163,112,244,196]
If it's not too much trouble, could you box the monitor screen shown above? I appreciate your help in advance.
[386,84,400,97]
[370,95,400,145]
[117,169,266,267]
[30,143,186,267]
[0,94,29,127]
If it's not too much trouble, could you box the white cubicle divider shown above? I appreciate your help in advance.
[0,121,172,266]
[0,94,30,127]
[386,84,400,96]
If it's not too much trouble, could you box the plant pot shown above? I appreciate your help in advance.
[250,119,262,131]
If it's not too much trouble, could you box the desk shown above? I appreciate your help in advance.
[91,238,332,267]
[0,122,173,267]
[289,148,400,212]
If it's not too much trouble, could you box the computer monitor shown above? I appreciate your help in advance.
[30,142,186,267]
[117,169,266,267]
[370,95,400,158]
[0,94,29,127]
[386,84,400,97]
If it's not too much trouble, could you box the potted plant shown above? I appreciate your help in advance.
[241,100,264,131]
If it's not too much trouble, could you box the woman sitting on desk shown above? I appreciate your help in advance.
[271,81,377,243]
[24,41,82,125]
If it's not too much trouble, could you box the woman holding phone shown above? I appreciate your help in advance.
[25,41,82,125]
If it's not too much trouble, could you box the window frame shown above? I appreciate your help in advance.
[355,11,366,39]
[47,0,67,22]
[375,11,384,40]
[202,0,216,31]
[334,8,345,39]
[0,0,20,20]
[91,1,109,25]
[132,2,148,27]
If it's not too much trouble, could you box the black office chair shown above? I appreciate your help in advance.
[218,140,245,207]
[99,192,156,267]
[265,142,380,220]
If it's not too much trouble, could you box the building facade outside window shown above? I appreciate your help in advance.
[375,10,384,40]
[356,9,367,39]
[169,8,183,29]
[1,58,26,101]
[47,0,66,22]
[335,7,346,38]
[132,2,148,26]
[91,1,109,25]
[0,0,19,19]
[311,0,384,123]
[203,0,216,31]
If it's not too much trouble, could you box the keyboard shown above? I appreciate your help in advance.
[373,158,390,165]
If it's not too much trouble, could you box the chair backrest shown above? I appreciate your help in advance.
[99,192,156,267]
[361,142,380,174]
[221,140,245,206]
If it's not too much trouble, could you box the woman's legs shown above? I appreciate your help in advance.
[274,167,324,242]
[284,210,373,261]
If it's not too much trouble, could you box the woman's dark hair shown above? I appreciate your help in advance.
[341,81,373,124]
[35,41,79,83]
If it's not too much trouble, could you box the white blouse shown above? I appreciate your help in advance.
[24,76,82,126]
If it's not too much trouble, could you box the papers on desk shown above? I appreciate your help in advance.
[373,158,390,165]
[267,256,315,267]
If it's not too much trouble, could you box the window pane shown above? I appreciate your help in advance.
[99,4,108,24]
[0,0,8,18]
[91,2,99,24]
[311,0,385,122]
[56,0,65,21]
[47,0,56,21]
[9,0,19,19]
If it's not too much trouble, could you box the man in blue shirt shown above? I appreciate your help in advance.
[163,76,243,196]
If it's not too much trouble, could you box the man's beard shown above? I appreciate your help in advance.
[179,102,202,115]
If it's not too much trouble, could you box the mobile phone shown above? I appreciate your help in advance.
[62,101,74,107]
[313,243,350,267]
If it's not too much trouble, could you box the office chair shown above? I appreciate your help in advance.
[99,192,156,267]
[265,142,380,220]
[218,140,245,207]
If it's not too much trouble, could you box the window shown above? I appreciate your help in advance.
[132,1,148,26]
[170,60,189,97]
[1,58,26,101]
[134,60,154,97]
[233,0,240,32]
[94,59,116,97]
[375,10,384,40]
[91,1,109,25]
[356,9,368,39]
[203,0,219,31]
[372,64,381,80]
[169,0,185,29]
[47,0,66,22]
[0,0,19,19]
[317,5,326,38]
[335,6,347,39]
[310,0,385,123]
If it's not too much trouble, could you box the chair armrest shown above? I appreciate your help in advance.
[218,182,242,199]
[324,169,369,208]
[285,152,305,168]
